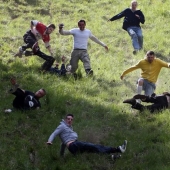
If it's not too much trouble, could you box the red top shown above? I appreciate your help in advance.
[35,22,50,43]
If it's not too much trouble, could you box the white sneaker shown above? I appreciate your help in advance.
[4,109,12,113]
[136,99,141,103]
[111,154,121,160]
[119,140,127,153]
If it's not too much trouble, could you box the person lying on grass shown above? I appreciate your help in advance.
[47,113,127,157]
[48,56,71,76]
[8,78,46,110]
[123,92,170,113]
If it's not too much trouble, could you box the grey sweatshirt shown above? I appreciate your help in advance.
[48,119,78,144]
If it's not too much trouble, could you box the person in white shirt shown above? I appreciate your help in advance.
[59,20,108,77]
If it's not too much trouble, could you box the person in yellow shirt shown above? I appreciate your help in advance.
[120,51,170,96]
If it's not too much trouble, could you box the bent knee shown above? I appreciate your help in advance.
[138,79,144,85]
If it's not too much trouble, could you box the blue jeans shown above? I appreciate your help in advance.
[127,26,143,50]
[68,141,120,155]
[138,78,156,96]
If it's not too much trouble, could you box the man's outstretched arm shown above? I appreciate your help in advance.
[89,35,108,51]
[58,24,72,35]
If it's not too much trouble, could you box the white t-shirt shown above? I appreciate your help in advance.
[59,28,106,49]
[70,28,92,49]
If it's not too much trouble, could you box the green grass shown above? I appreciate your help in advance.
[1,0,170,169]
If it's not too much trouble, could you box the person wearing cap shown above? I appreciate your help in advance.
[14,20,56,71]
[108,0,145,54]
[58,19,108,76]
[47,113,127,156]
[123,92,170,113]
[120,50,170,97]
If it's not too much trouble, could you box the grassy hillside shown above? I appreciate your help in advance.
[1,0,170,169]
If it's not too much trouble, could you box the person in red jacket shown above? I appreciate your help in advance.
[15,20,56,71]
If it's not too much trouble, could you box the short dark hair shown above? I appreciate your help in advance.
[65,114,74,119]
[147,50,155,56]
[41,88,46,95]
[78,19,86,25]
[47,24,56,29]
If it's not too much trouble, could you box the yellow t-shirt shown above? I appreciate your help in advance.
[121,58,169,83]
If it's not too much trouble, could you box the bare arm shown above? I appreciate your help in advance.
[46,45,53,56]
[58,24,72,35]
[89,35,108,51]
[30,20,38,30]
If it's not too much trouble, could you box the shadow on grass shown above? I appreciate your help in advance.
[1,61,170,170]
[155,52,170,62]
[14,0,40,6]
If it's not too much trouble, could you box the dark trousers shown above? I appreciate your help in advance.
[133,95,168,113]
[12,88,26,109]
[22,30,55,71]
[68,141,120,155]
[48,64,67,75]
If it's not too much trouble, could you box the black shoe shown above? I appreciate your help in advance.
[133,94,146,100]
[151,93,156,97]
[85,69,93,77]
[24,50,33,56]
[73,73,77,80]
[133,50,138,55]
[123,98,136,105]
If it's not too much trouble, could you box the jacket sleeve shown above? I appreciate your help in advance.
[121,62,141,77]
[139,11,145,24]
[158,58,170,68]
[47,125,64,143]
[109,9,126,21]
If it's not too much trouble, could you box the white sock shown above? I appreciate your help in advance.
[136,85,142,103]
[137,85,142,94]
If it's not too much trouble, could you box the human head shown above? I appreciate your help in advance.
[35,88,46,98]
[46,24,56,34]
[131,0,138,10]
[78,19,86,31]
[55,63,59,68]
[145,50,155,63]
[65,113,74,126]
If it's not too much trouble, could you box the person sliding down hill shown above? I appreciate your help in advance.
[14,20,56,71]
[8,78,46,110]
[123,92,170,113]
[48,56,71,76]
[108,0,145,55]
[47,114,127,157]
[120,51,170,97]
[59,19,108,76]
